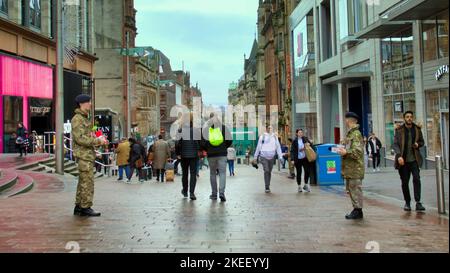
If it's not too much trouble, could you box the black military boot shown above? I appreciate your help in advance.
[74,205,82,216]
[345,209,363,220]
[79,208,101,217]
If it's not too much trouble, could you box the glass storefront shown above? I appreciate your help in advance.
[3,96,23,153]
[425,89,449,159]
[292,11,318,142]
[382,27,416,155]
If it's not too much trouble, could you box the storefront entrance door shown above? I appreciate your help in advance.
[441,112,449,170]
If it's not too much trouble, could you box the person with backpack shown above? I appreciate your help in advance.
[201,113,233,202]
[252,125,284,193]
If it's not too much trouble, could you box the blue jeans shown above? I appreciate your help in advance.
[118,165,130,179]
[227,160,235,175]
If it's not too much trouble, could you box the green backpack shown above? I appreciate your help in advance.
[209,127,224,147]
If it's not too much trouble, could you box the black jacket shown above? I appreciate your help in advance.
[129,143,147,166]
[201,124,233,158]
[176,125,201,159]
[290,137,312,163]
[366,137,382,155]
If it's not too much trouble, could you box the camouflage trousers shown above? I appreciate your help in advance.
[75,159,95,209]
[346,179,363,209]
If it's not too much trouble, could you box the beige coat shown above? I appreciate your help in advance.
[152,139,170,169]
[115,141,131,166]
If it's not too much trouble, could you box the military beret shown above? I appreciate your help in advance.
[75,94,91,104]
[345,112,360,120]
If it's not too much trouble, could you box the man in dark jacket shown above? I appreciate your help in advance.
[176,113,201,200]
[201,113,233,202]
[367,133,382,172]
[393,111,426,212]
[290,129,313,193]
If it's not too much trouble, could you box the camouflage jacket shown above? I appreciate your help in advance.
[71,108,101,162]
[341,125,365,180]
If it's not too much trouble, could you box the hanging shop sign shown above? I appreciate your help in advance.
[435,65,449,81]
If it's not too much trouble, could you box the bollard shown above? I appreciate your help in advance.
[435,156,447,215]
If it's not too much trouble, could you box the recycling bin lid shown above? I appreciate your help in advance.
[316,144,339,155]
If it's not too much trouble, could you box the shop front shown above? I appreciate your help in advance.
[0,53,53,153]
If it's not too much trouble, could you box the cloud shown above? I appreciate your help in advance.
[135,0,259,105]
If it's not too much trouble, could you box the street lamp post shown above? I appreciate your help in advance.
[126,32,131,138]
[55,0,64,175]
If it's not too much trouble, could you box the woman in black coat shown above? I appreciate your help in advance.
[290,129,313,193]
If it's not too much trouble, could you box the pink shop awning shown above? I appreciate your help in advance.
[0,54,53,98]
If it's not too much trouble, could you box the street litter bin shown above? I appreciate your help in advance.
[315,144,344,186]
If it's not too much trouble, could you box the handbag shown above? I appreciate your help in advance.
[135,157,144,168]
[305,144,317,162]
[147,151,154,162]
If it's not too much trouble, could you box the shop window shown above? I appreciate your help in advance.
[0,0,7,14]
[383,93,416,156]
[437,10,449,59]
[426,90,441,158]
[440,89,449,110]
[3,96,24,148]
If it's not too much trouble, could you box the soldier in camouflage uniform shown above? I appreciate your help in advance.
[72,94,106,217]
[337,112,365,220]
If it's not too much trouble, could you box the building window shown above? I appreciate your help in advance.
[382,27,416,156]
[0,0,7,14]
[422,9,449,62]
[437,10,449,59]
[339,0,368,40]
[293,11,316,104]
[422,19,438,62]
[30,0,41,29]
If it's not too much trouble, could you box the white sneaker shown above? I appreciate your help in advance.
[298,185,303,193]
[303,184,311,193]
[126,179,131,184]
[373,169,376,173]
[377,168,381,172]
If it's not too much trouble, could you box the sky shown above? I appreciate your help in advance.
[135,0,259,107]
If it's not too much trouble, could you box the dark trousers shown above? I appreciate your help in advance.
[295,158,310,185]
[155,169,165,182]
[128,166,144,180]
[18,145,27,156]
[372,153,381,169]
[181,158,197,194]
[399,161,421,204]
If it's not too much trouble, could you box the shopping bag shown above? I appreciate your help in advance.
[305,144,317,162]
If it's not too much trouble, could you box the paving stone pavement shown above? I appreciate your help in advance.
[0,162,448,253]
